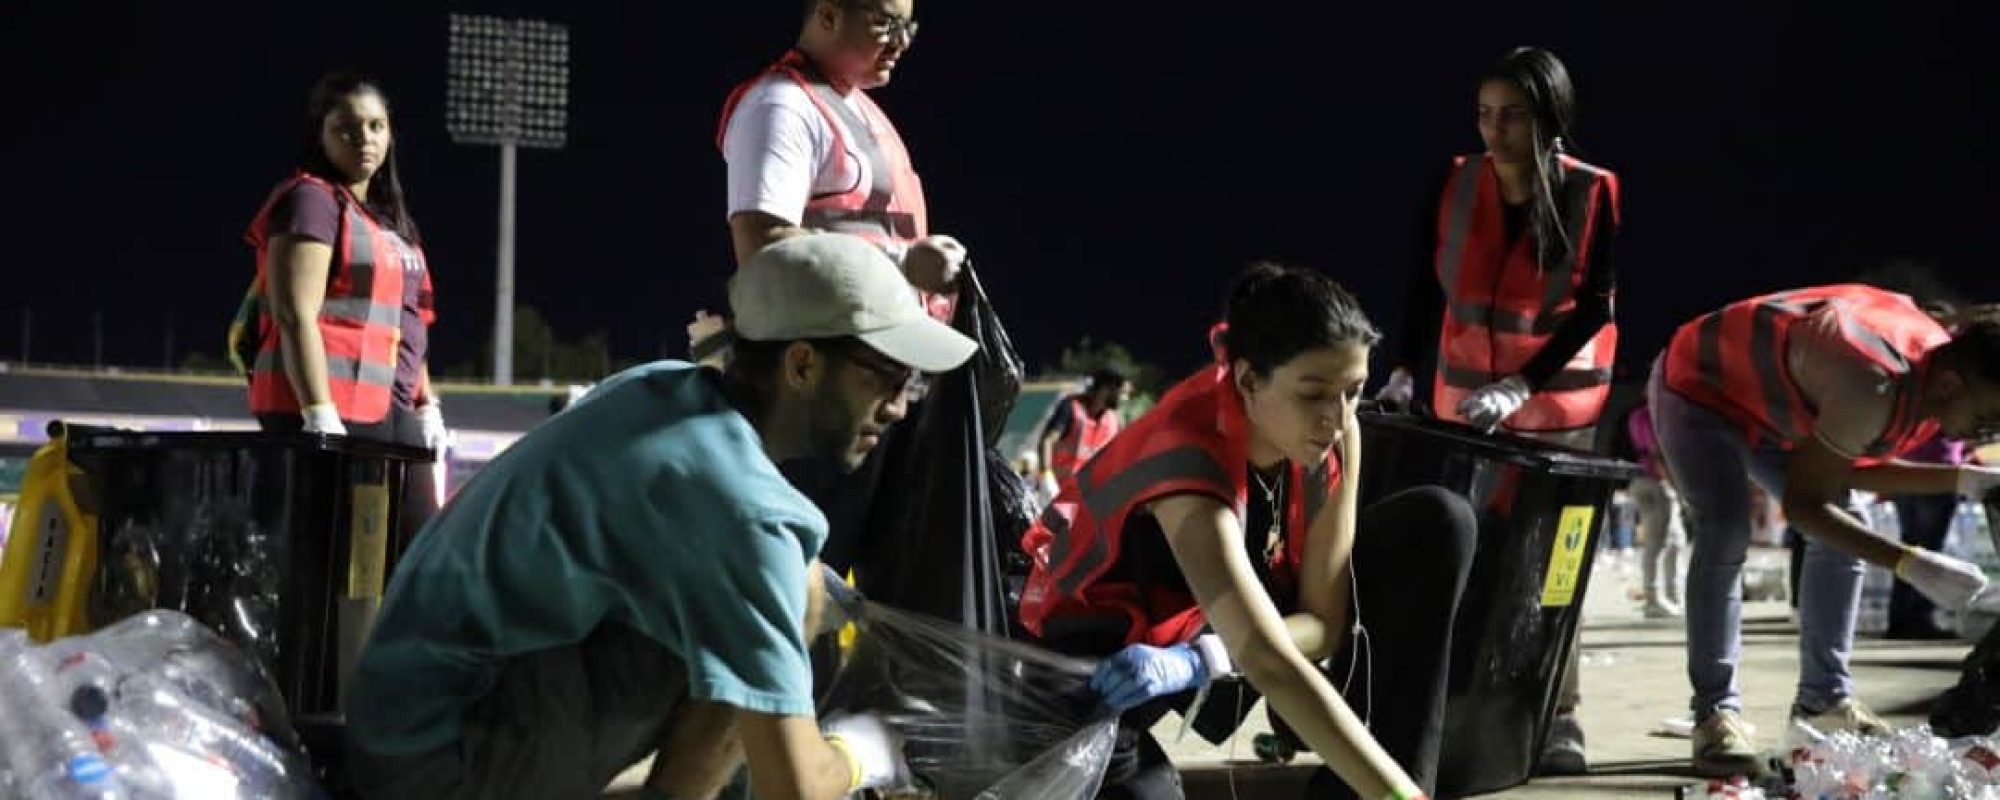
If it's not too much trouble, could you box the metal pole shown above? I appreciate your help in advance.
[494,140,517,385]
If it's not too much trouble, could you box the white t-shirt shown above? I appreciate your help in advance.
[722,76,872,228]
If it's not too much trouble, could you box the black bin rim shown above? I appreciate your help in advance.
[1358,411,1644,481]
[67,429,434,463]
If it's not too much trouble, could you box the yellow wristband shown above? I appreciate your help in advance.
[1894,544,1921,578]
[824,735,863,793]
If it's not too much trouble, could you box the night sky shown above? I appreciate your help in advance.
[3,2,1994,385]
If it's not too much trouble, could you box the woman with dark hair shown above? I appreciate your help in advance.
[1375,45,1623,775]
[1018,263,1475,800]
[231,72,443,535]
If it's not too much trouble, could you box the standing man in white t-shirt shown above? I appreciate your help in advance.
[717,0,963,315]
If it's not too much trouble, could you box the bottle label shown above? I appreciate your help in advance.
[66,753,111,785]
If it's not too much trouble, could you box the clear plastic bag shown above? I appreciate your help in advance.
[0,610,317,799]
[819,599,1116,799]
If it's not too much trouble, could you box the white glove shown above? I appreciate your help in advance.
[301,403,346,436]
[821,712,911,793]
[1957,465,2000,501]
[1457,375,1531,431]
[1376,367,1415,409]
[417,401,449,453]
[1897,548,1989,611]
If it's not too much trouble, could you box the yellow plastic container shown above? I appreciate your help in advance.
[0,426,99,641]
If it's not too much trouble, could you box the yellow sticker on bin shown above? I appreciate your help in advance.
[346,481,391,600]
[1540,505,1596,607]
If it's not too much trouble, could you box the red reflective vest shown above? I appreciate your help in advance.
[1018,359,1342,648]
[1663,284,1948,460]
[1432,153,1620,433]
[1047,395,1123,494]
[719,50,951,323]
[243,173,432,423]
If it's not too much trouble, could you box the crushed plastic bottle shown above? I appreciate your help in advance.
[0,631,129,799]
[1783,719,2000,799]
[0,612,320,799]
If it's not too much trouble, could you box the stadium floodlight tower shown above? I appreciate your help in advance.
[446,13,569,385]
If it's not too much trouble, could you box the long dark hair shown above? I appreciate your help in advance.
[299,72,420,244]
[1483,47,1578,266]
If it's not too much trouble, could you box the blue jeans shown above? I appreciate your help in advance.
[1646,360,1867,719]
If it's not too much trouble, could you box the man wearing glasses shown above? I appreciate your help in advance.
[343,234,976,800]
[717,0,964,322]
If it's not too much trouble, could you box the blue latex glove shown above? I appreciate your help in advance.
[1090,643,1207,713]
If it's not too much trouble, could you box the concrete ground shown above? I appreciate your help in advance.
[1165,547,1975,799]
[609,546,1978,798]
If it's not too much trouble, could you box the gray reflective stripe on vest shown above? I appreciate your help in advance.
[1038,503,1075,578]
[1745,302,1797,437]
[1051,446,1234,599]
[1695,312,1728,398]
[1435,159,1481,292]
[1448,300,1575,335]
[342,202,379,302]
[799,83,919,240]
[1537,163,1602,318]
[325,355,398,387]
[321,298,401,327]
[1438,363,1611,392]
[1692,292,1822,440]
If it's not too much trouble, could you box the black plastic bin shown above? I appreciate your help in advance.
[66,430,431,731]
[1357,412,1640,797]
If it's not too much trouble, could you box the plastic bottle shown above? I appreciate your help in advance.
[108,673,313,799]
[0,632,128,799]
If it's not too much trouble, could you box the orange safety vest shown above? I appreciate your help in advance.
[1018,350,1342,648]
[1662,284,1948,459]
[1047,395,1123,493]
[719,50,951,323]
[1432,153,1620,433]
[242,173,432,423]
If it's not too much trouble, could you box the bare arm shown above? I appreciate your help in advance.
[647,699,745,800]
[1293,415,1364,663]
[1845,460,1963,496]
[263,235,337,411]
[728,211,816,266]
[735,712,861,800]
[417,362,436,407]
[1781,438,1919,569]
[1153,494,1418,800]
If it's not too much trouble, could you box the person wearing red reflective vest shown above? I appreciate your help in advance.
[1018,264,1474,800]
[713,0,963,324]
[1373,47,1618,777]
[1381,48,1620,452]
[1648,284,2000,776]
[1037,369,1132,497]
[233,73,444,541]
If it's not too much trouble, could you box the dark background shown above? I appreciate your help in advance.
[2,2,1993,383]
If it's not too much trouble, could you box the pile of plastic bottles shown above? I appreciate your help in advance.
[1783,721,2000,799]
[0,611,321,799]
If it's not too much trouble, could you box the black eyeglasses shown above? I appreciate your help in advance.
[839,2,918,42]
[829,343,929,404]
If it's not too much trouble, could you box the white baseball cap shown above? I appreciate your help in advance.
[729,233,978,373]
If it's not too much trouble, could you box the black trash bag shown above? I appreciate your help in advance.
[1928,497,2000,737]
[955,264,1025,447]
[1931,623,2000,737]
[818,599,1116,799]
[833,263,1024,636]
